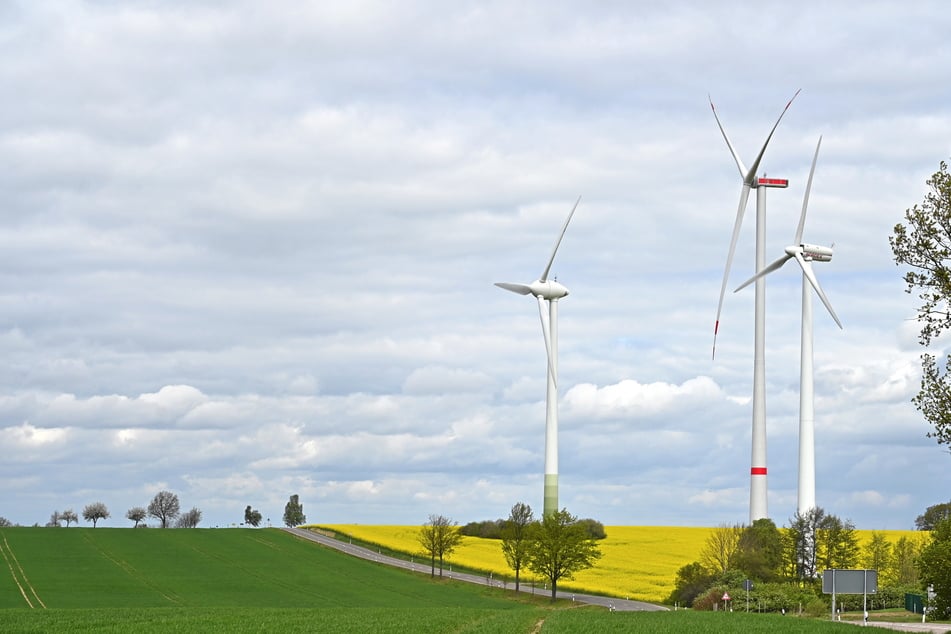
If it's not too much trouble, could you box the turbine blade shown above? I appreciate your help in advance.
[537,295,556,387]
[713,183,752,359]
[709,94,749,179]
[794,252,843,329]
[540,195,581,283]
[495,282,533,295]
[746,89,801,185]
[734,254,793,293]
[795,136,822,245]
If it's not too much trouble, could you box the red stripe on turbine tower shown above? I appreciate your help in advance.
[751,467,767,475]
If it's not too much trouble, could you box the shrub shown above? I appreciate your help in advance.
[803,596,830,617]
[575,518,607,540]
[692,586,730,611]
[746,581,820,613]
[460,520,504,539]
[667,562,715,607]
[873,585,920,610]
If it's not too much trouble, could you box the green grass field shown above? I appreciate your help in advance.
[1,605,901,633]
[0,527,524,609]
[0,527,914,632]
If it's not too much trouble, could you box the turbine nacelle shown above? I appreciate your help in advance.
[494,280,570,300]
[530,279,569,300]
[735,137,842,330]
[796,243,833,263]
[711,90,801,359]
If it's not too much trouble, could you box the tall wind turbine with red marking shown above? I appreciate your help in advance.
[495,196,580,518]
[735,137,842,515]
[711,90,799,522]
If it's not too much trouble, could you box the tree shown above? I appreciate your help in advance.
[698,523,742,575]
[175,507,202,528]
[525,508,602,601]
[126,507,147,528]
[417,514,463,578]
[0,517,12,527]
[787,507,824,580]
[61,509,78,527]
[283,494,305,527]
[82,502,110,528]
[735,518,783,582]
[894,535,924,586]
[916,501,951,530]
[148,491,181,528]
[244,505,263,527]
[890,160,951,449]
[816,514,859,572]
[862,531,893,585]
[500,502,534,591]
[46,511,62,527]
[918,517,951,619]
[668,561,715,607]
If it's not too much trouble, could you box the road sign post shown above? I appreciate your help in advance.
[822,569,877,621]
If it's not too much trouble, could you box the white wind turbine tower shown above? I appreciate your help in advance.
[735,137,842,515]
[495,196,580,518]
[711,90,799,523]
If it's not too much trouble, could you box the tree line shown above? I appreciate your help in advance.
[418,503,602,601]
[668,506,950,616]
[13,491,203,529]
[460,515,606,540]
[2,492,309,529]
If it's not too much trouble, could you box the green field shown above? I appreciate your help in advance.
[0,527,907,632]
[0,527,524,609]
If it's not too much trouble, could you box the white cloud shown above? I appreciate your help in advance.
[563,376,724,420]
[402,366,494,395]
[0,0,949,530]
[689,488,745,509]
[3,422,68,447]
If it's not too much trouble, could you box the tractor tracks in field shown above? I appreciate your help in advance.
[80,531,182,605]
[0,530,46,608]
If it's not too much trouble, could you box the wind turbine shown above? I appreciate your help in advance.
[735,137,842,515]
[495,196,580,518]
[711,90,799,523]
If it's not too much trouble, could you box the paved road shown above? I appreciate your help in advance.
[861,622,951,633]
[282,527,666,612]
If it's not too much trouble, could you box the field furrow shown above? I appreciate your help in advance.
[0,531,45,608]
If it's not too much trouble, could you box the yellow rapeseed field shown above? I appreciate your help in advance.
[313,525,921,605]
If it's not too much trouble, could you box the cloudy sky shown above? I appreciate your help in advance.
[1,0,950,530]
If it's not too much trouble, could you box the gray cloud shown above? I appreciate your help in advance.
[0,1,949,529]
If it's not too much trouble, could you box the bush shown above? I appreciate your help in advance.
[747,581,821,613]
[691,577,824,614]
[460,519,504,539]
[692,586,729,611]
[803,596,830,617]
[575,518,607,540]
[872,585,921,610]
[461,516,606,541]
[667,561,715,607]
